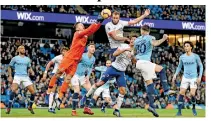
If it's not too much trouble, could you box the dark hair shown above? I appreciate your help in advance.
[73,22,81,30]
[141,25,150,32]
[87,42,95,47]
[184,41,194,49]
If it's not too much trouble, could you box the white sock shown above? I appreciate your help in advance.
[86,85,97,97]
[55,93,60,106]
[49,92,54,109]
[116,94,124,110]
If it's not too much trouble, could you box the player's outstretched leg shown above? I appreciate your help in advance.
[146,82,159,117]
[113,87,126,117]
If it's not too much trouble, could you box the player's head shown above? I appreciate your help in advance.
[112,11,120,25]
[61,47,69,56]
[74,22,85,31]
[106,60,112,67]
[141,25,150,35]
[18,45,25,55]
[129,35,138,46]
[87,43,96,54]
[184,41,194,53]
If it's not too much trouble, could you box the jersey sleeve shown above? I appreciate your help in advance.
[95,66,104,72]
[120,20,129,27]
[175,56,183,76]
[149,35,156,44]
[195,54,203,78]
[9,57,16,67]
[78,23,101,37]
[105,23,113,35]
[51,56,58,63]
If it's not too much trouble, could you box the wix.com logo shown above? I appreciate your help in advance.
[75,16,96,24]
[17,12,44,21]
[182,22,205,30]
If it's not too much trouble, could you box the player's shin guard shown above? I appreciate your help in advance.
[49,92,54,109]
[86,85,97,97]
[191,96,196,109]
[116,94,124,110]
[178,95,184,113]
[147,83,156,109]
[88,98,96,108]
[72,93,79,110]
[159,68,169,94]
[8,91,16,108]
[29,94,35,108]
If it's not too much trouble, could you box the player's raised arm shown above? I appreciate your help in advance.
[128,9,150,26]
[151,34,168,46]
[77,13,106,38]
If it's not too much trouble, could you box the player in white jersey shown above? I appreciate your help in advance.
[172,41,203,116]
[89,60,116,113]
[82,36,137,117]
[41,47,69,113]
[105,9,150,49]
[6,45,35,114]
[134,25,169,117]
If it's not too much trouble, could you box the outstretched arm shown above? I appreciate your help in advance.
[128,9,150,25]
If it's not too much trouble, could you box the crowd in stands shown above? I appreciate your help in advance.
[1,5,205,22]
[1,37,206,109]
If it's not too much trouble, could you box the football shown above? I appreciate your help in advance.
[101,9,111,19]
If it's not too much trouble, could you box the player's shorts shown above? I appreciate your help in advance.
[13,75,33,88]
[51,73,64,86]
[94,86,110,98]
[71,74,86,86]
[58,57,78,76]
[136,60,157,81]
[101,66,125,87]
[180,76,197,89]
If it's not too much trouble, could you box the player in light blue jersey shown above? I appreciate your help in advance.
[6,45,35,114]
[134,25,169,117]
[70,43,96,116]
[172,41,203,116]
[88,60,116,113]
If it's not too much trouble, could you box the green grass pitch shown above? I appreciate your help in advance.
[1,108,205,117]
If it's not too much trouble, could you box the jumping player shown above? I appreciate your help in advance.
[105,9,150,49]
[172,41,203,116]
[82,36,137,117]
[134,25,169,117]
[70,43,95,116]
[6,45,35,114]
[47,14,106,106]
[41,47,69,113]
[89,60,116,113]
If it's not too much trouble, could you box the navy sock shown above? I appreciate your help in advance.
[86,96,92,106]
[8,91,16,108]
[72,93,79,110]
[147,83,156,109]
[191,96,196,109]
[178,94,184,113]
[29,94,35,108]
[88,98,96,108]
[159,68,169,93]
